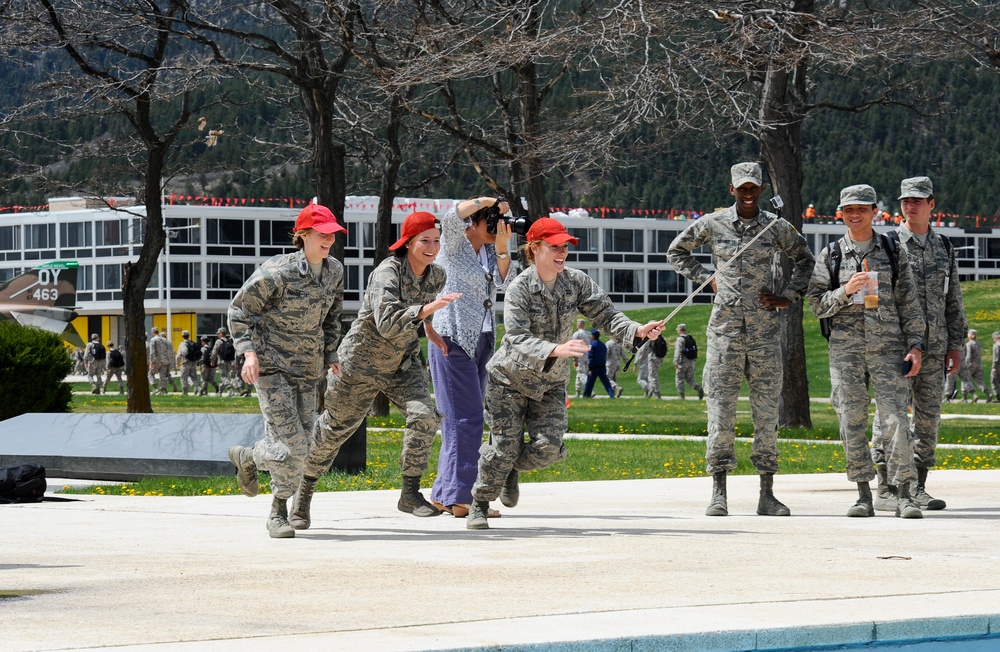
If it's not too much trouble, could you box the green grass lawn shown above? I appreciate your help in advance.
[61,278,1000,496]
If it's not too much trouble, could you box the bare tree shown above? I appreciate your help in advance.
[0,0,223,412]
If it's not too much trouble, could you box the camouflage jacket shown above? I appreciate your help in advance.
[667,205,815,340]
[807,233,925,354]
[339,255,446,378]
[229,250,344,380]
[148,335,173,365]
[963,339,983,370]
[893,225,966,355]
[606,339,624,372]
[487,266,641,399]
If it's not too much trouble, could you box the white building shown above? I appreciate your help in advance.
[2,196,997,348]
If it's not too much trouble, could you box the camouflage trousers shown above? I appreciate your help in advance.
[574,359,589,396]
[872,353,944,468]
[831,350,916,486]
[150,362,175,393]
[703,335,781,475]
[674,359,701,397]
[87,360,107,392]
[200,365,219,395]
[179,361,199,393]
[639,356,664,397]
[105,366,125,393]
[471,380,568,502]
[961,365,991,400]
[993,368,1000,402]
[251,373,321,500]
[304,364,440,479]
[217,361,236,394]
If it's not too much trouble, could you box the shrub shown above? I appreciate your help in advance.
[0,321,73,421]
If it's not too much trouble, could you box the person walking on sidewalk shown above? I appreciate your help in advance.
[668,162,814,518]
[466,218,665,530]
[673,323,703,400]
[959,329,992,403]
[870,176,966,513]
[291,211,461,529]
[807,184,925,519]
[227,203,346,539]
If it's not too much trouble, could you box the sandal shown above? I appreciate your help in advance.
[430,500,453,515]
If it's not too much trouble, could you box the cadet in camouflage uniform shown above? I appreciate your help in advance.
[147,327,175,394]
[466,218,665,530]
[870,177,966,512]
[104,341,126,394]
[808,184,926,519]
[673,324,703,400]
[295,211,460,526]
[605,337,624,397]
[84,333,107,394]
[227,204,346,539]
[175,330,199,396]
[992,332,1000,401]
[668,162,814,517]
[211,327,236,396]
[959,329,992,403]
[634,340,651,396]
[198,336,219,396]
[570,319,590,397]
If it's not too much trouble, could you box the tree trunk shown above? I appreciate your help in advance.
[124,151,167,413]
[515,59,548,220]
[308,84,347,262]
[759,60,812,429]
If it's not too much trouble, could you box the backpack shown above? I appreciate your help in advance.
[682,334,698,360]
[91,342,106,361]
[819,233,898,340]
[220,339,236,362]
[202,343,215,367]
[651,334,667,358]
[0,463,46,504]
[184,340,202,362]
[108,348,124,368]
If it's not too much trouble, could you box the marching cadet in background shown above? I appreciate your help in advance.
[466,218,665,530]
[175,330,200,396]
[992,332,1000,403]
[84,333,107,395]
[668,162,814,518]
[673,323,703,401]
[292,211,460,528]
[227,203,346,539]
[147,327,175,395]
[959,329,993,403]
[570,318,590,398]
[871,176,966,513]
[807,184,925,519]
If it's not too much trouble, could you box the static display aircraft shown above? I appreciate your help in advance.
[0,260,83,347]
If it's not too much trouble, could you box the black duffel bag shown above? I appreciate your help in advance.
[0,463,47,504]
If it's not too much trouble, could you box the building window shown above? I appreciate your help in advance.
[61,222,93,248]
[96,219,127,246]
[207,219,253,245]
[648,269,685,293]
[568,228,598,253]
[78,265,94,291]
[259,220,295,246]
[169,262,201,289]
[208,262,255,289]
[652,230,683,253]
[166,218,201,244]
[610,269,641,293]
[96,263,121,290]
[0,225,20,251]
[604,229,643,253]
[25,223,55,250]
[0,267,20,283]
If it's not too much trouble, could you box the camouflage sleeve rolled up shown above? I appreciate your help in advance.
[673,336,684,366]
[576,272,641,350]
[666,218,715,285]
[943,239,967,352]
[365,259,445,341]
[774,220,816,303]
[892,246,926,350]
[806,245,850,319]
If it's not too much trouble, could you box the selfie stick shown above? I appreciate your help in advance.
[622,196,784,372]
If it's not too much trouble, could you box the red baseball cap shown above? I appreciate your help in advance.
[389,211,441,251]
[294,204,347,235]
[526,217,578,245]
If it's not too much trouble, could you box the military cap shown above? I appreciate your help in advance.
[91,333,100,341]
[217,326,227,335]
[731,162,763,188]
[838,184,878,209]
[992,332,1000,339]
[677,323,687,331]
[899,176,933,200]
[182,330,190,337]
[969,329,977,336]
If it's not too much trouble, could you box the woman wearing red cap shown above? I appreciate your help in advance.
[290,210,462,526]
[466,217,665,529]
[227,203,347,539]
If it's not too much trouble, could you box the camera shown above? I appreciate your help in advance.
[483,197,532,236]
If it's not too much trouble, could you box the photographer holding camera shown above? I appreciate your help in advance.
[425,196,514,518]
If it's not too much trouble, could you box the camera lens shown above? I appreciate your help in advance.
[511,216,532,236]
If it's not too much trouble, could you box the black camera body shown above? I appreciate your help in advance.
[483,197,532,236]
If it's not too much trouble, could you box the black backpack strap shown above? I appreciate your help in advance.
[879,232,898,286]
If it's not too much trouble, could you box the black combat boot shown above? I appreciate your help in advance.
[500,469,520,508]
[896,483,923,519]
[757,473,791,516]
[290,476,318,530]
[267,496,295,538]
[847,482,874,517]
[873,463,897,512]
[912,466,946,510]
[398,475,441,517]
[705,472,728,516]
